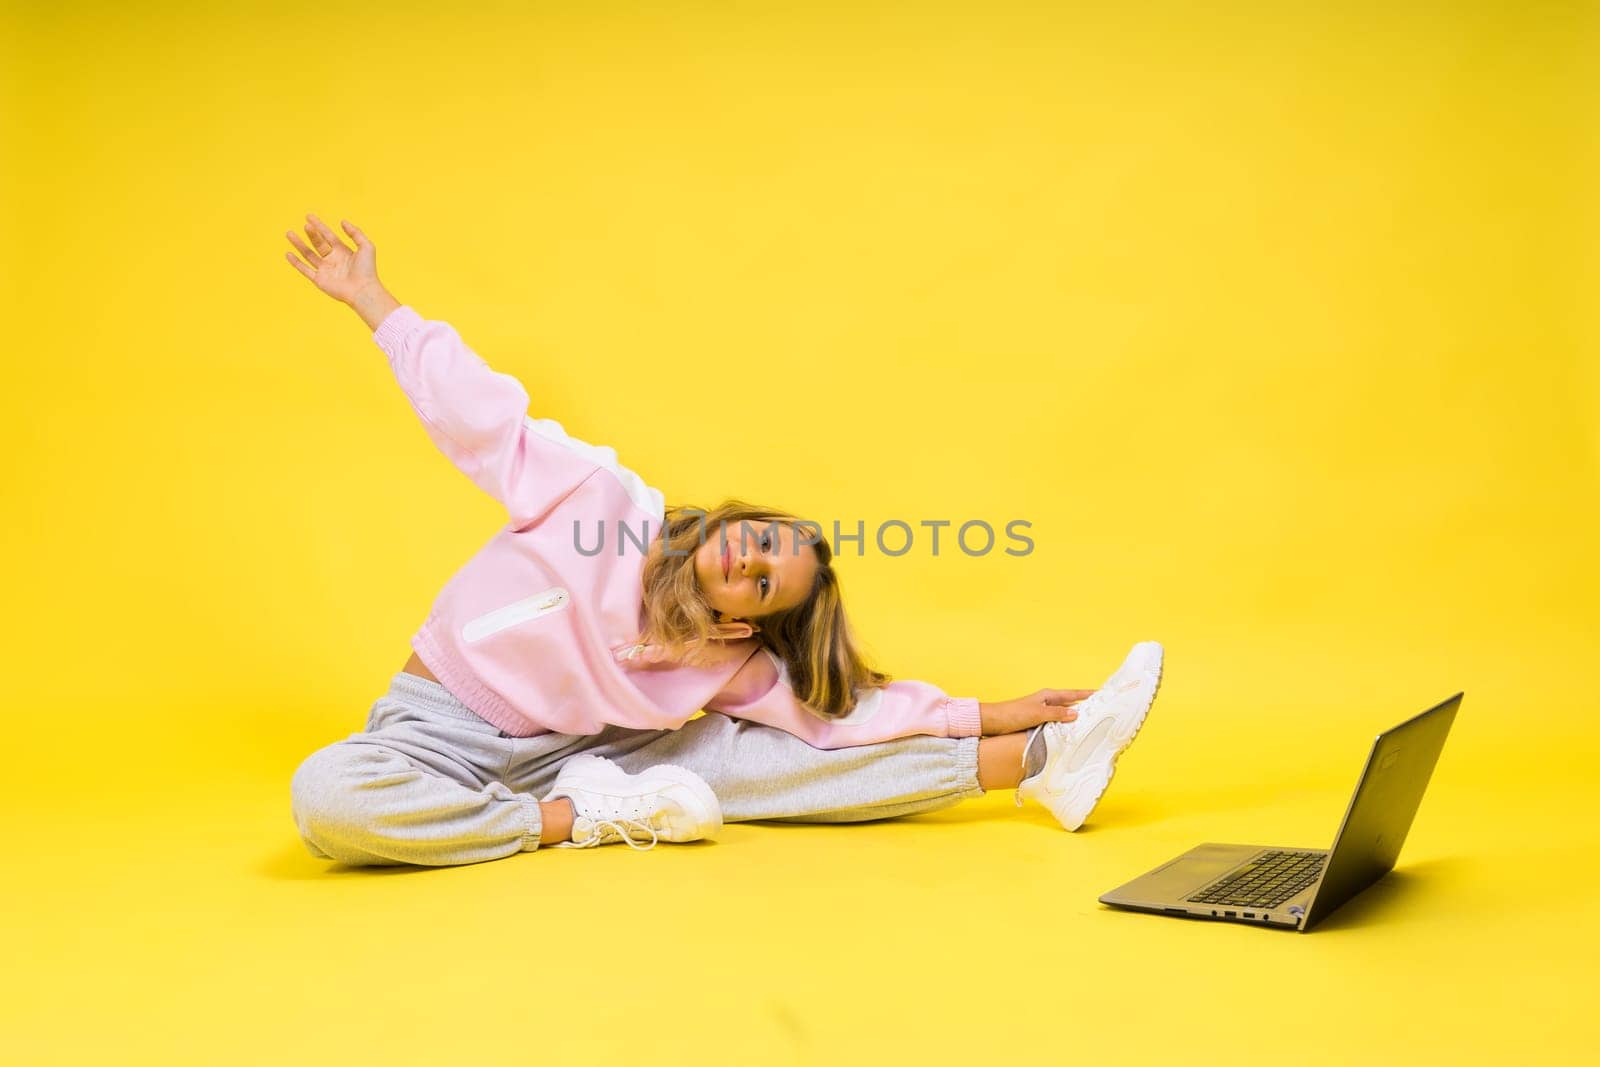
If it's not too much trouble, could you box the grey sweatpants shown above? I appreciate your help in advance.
[291,671,986,866]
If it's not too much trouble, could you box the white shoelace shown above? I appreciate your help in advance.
[569,816,660,851]
[557,788,677,851]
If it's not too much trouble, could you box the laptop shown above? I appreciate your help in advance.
[1099,692,1462,931]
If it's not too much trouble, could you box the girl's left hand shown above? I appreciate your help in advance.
[284,213,381,305]
[977,689,1096,736]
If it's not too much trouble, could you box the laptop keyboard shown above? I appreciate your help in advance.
[1186,850,1327,910]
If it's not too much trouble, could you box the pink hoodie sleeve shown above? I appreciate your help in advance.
[372,305,654,527]
[703,648,983,749]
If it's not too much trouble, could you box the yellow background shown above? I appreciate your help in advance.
[3,1,1596,1062]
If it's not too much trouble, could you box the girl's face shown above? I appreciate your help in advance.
[693,520,819,621]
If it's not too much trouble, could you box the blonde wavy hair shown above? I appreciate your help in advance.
[637,498,890,718]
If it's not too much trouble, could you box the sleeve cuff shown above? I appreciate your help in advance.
[945,697,982,738]
[372,304,424,352]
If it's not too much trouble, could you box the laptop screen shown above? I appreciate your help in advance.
[1302,693,1462,929]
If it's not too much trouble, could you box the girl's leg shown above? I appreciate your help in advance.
[504,712,1025,825]
[290,672,578,866]
[977,731,1031,792]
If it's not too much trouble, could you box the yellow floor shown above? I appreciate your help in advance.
[5,667,1596,1064]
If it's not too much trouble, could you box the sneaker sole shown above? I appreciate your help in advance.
[1068,642,1162,827]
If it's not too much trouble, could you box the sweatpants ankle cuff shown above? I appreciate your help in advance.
[953,734,982,795]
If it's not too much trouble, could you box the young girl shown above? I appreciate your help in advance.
[283,213,1165,865]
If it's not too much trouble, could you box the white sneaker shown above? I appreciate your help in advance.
[1014,641,1164,831]
[542,755,723,851]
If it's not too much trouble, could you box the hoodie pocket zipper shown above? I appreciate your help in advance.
[462,586,570,644]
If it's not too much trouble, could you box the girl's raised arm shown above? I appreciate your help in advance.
[285,214,663,528]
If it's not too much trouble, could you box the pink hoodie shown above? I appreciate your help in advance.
[372,305,983,748]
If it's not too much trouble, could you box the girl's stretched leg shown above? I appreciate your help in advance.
[976,731,1031,792]
[505,712,1027,825]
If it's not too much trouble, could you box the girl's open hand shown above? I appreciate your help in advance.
[284,213,380,305]
[978,688,1096,736]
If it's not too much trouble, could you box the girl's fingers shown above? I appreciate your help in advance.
[307,213,343,253]
[303,222,332,255]
[286,230,318,259]
[285,250,315,279]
